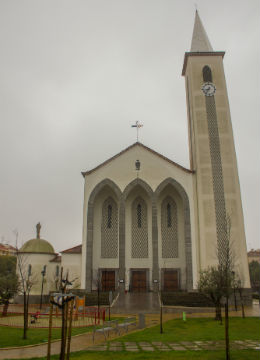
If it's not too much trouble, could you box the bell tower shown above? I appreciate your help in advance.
[182,11,250,287]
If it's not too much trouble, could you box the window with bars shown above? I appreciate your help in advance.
[161,197,178,258]
[101,197,118,258]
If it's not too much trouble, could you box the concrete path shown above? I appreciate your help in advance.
[111,293,160,314]
[87,340,260,352]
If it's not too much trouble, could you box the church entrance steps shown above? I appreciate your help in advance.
[111,293,160,314]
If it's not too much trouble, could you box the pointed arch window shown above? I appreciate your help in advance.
[131,197,148,258]
[161,197,178,258]
[203,65,212,82]
[56,265,60,277]
[101,197,118,258]
[28,264,32,277]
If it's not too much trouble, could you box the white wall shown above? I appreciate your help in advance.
[81,144,197,289]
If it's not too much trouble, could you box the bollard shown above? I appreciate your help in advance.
[183,312,186,321]
[138,313,145,329]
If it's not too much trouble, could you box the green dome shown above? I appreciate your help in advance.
[20,238,55,254]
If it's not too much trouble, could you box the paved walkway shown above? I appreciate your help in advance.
[111,293,160,314]
[87,340,260,352]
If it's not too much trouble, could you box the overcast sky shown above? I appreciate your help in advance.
[0,0,259,252]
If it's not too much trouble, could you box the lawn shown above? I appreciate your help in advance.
[118,317,260,342]
[1,317,259,360]
[0,316,124,348]
[0,326,92,348]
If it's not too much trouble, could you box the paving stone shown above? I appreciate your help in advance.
[125,347,139,352]
[140,347,155,351]
[168,344,186,351]
[138,342,154,351]
[180,341,195,345]
[232,345,246,350]
[186,346,202,351]
[124,342,139,352]
[152,343,171,351]
[234,340,245,344]
[109,344,123,351]
[86,346,107,351]
[202,345,221,350]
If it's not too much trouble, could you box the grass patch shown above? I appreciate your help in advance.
[119,317,260,342]
[0,315,123,348]
[0,325,92,348]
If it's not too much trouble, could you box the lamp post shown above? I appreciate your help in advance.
[40,265,46,310]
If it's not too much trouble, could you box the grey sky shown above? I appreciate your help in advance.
[0,0,259,252]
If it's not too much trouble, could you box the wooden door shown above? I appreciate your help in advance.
[163,270,179,291]
[101,271,115,291]
[132,271,146,292]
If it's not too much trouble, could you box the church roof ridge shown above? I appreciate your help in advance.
[61,244,82,254]
[81,142,193,177]
[190,10,213,52]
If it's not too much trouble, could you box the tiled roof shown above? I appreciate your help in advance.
[61,244,82,254]
[50,254,61,262]
[0,243,17,254]
[248,249,260,257]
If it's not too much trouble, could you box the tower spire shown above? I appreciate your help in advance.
[190,10,213,52]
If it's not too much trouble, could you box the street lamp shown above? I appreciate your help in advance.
[40,265,46,310]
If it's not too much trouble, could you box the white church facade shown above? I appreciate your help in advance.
[17,12,250,297]
[80,12,250,293]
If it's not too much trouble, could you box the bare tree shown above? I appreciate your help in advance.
[15,230,36,339]
[51,267,78,360]
[217,215,235,360]
[198,215,236,360]
[198,266,224,322]
[233,275,245,318]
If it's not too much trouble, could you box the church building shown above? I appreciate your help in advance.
[80,11,250,293]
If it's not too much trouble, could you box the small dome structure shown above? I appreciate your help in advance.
[20,238,55,254]
[20,222,55,254]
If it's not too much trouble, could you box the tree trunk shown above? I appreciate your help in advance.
[238,289,245,318]
[160,304,163,334]
[60,302,66,360]
[215,302,222,323]
[233,288,237,311]
[2,301,9,317]
[225,300,230,360]
[23,291,28,340]
[160,291,163,334]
